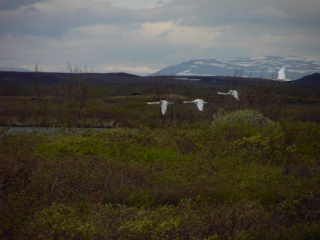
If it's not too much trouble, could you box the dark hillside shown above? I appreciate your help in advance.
[291,73,320,86]
[0,71,69,86]
[1,71,320,89]
[0,71,146,87]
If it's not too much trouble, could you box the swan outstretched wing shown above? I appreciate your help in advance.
[184,99,207,111]
[196,102,204,111]
[195,99,207,111]
[160,103,168,115]
[230,90,239,100]
[278,67,286,80]
[160,100,173,115]
[147,101,172,115]
[217,90,239,100]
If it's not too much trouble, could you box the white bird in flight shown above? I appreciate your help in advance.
[183,99,207,111]
[217,90,239,101]
[147,100,173,115]
[277,67,286,80]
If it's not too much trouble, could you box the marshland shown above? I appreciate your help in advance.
[1,68,320,239]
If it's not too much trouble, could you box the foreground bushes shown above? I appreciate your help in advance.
[21,200,275,239]
[1,111,320,239]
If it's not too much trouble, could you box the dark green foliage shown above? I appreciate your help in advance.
[1,116,320,239]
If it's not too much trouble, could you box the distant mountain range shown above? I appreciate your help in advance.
[155,56,320,79]
[0,67,31,72]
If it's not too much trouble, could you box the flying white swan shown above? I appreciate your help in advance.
[183,99,207,111]
[217,90,239,101]
[147,100,173,115]
[277,67,286,80]
[277,66,293,81]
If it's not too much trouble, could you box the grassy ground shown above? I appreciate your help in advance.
[1,79,320,239]
[1,92,320,128]
[1,109,320,239]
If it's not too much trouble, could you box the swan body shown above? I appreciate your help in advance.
[217,90,239,101]
[147,100,173,115]
[277,67,286,80]
[183,99,207,111]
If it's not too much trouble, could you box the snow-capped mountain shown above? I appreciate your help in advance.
[155,56,320,79]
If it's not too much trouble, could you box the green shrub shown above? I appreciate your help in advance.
[210,109,280,143]
[22,203,98,239]
[212,109,276,129]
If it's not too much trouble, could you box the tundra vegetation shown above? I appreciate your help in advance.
[1,67,320,239]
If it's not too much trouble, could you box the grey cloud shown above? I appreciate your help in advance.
[1,0,318,46]
[0,0,319,40]
[1,0,319,34]
[0,11,69,37]
[23,6,40,13]
[158,0,320,29]
[0,3,141,37]
[72,8,90,18]
[0,10,115,37]
[0,0,51,11]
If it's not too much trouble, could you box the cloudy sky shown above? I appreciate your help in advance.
[0,0,319,75]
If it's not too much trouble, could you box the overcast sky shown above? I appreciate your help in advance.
[0,0,319,75]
